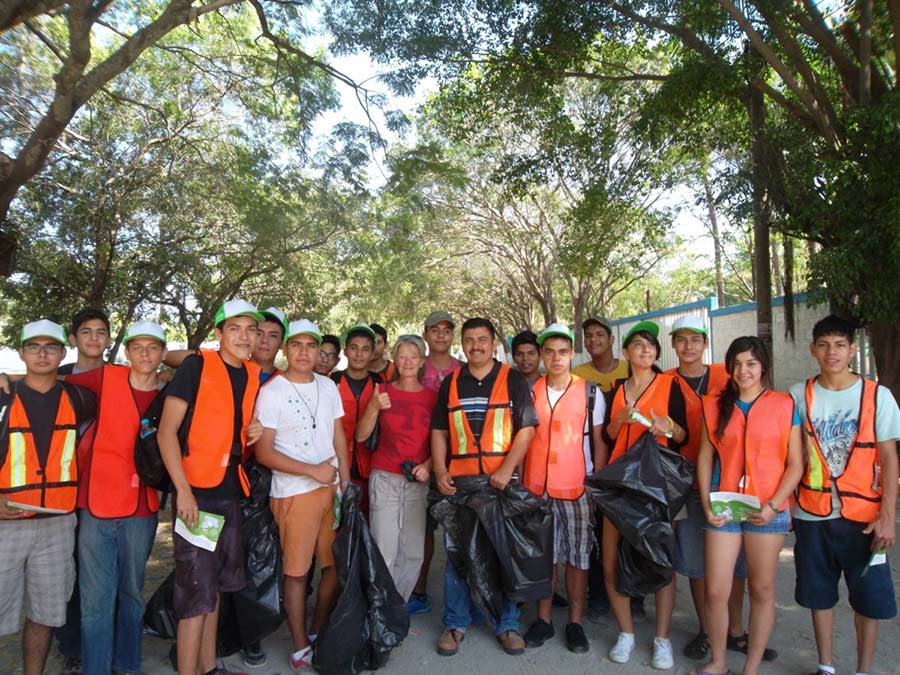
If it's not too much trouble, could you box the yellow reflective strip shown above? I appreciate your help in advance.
[9,432,26,488]
[58,430,76,482]
[452,411,468,456]
[806,428,824,490]
[491,408,505,453]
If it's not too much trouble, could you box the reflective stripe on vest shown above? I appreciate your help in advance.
[183,350,261,496]
[88,365,160,518]
[797,376,880,523]
[0,389,80,513]
[524,375,587,500]
[447,364,513,476]
[702,390,793,509]
[609,373,677,463]
[336,373,378,479]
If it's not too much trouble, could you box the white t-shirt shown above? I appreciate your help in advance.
[255,372,345,498]
[790,377,900,521]
[546,380,606,473]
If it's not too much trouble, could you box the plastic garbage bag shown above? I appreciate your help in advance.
[585,432,694,596]
[313,483,409,675]
[143,459,284,655]
[430,475,554,624]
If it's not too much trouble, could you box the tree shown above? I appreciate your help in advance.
[0,0,378,275]
[326,0,900,396]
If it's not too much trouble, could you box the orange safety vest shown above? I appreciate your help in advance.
[0,387,81,513]
[609,373,677,463]
[182,350,261,496]
[88,365,160,518]
[669,364,730,486]
[334,372,380,479]
[524,375,589,500]
[797,377,881,523]
[702,390,794,510]
[447,364,513,477]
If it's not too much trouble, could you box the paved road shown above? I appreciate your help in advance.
[2,509,898,674]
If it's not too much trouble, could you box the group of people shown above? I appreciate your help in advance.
[0,302,896,675]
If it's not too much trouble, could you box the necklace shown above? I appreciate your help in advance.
[681,366,708,397]
[286,376,319,429]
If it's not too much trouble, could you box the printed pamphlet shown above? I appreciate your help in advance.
[710,491,761,522]
[175,510,225,552]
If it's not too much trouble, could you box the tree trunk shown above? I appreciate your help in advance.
[747,54,774,360]
[869,320,900,402]
[770,234,783,297]
[702,164,726,306]
[783,236,795,340]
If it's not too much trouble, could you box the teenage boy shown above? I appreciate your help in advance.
[62,321,168,675]
[255,307,288,383]
[511,330,540,389]
[572,317,629,392]
[432,317,538,658]
[369,323,395,380]
[331,323,382,512]
[522,324,605,654]
[572,317,634,623]
[58,308,112,375]
[158,299,264,675]
[315,335,341,376]
[0,320,96,675]
[791,315,899,675]
[667,315,758,661]
[254,319,349,671]
[421,311,460,392]
[410,310,462,615]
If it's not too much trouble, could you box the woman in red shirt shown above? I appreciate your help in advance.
[356,334,437,601]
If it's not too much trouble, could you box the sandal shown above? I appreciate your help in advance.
[683,631,710,660]
[437,628,465,656]
[726,632,777,661]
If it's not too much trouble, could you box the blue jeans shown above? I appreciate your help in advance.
[442,541,519,634]
[79,510,158,675]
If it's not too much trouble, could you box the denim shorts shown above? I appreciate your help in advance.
[705,506,791,535]
[675,492,747,578]
[793,517,897,620]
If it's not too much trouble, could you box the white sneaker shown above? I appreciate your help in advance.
[609,632,635,663]
[651,637,674,669]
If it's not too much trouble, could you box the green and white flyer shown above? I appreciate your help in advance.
[175,510,225,551]
[710,491,761,522]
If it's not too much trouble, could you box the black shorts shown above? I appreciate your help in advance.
[173,495,246,619]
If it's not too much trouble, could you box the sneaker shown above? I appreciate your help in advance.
[290,645,313,671]
[211,668,248,675]
[407,592,432,614]
[651,637,674,670]
[60,656,82,675]
[523,619,554,648]
[608,632,635,664]
[564,623,589,653]
[586,602,610,624]
[241,642,268,668]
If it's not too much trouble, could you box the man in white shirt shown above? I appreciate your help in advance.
[254,319,349,671]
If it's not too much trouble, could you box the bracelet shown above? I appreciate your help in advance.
[666,415,675,432]
[767,500,777,512]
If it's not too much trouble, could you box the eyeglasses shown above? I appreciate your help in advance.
[22,343,64,356]
[319,350,338,360]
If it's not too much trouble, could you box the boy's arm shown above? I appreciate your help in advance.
[157,396,196,527]
[865,438,897,551]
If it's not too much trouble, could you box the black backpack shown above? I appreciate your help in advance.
[133,386,190,492]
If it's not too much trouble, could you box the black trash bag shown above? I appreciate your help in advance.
[313,483,409,675]
[143,459,285,656]
[585,432,694,596]
[429,475,554,624]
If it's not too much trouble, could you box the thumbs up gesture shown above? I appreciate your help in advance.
[373,383,391,411]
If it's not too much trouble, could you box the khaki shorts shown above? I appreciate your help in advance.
[270,486,337,577]
[0,513,76,636]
